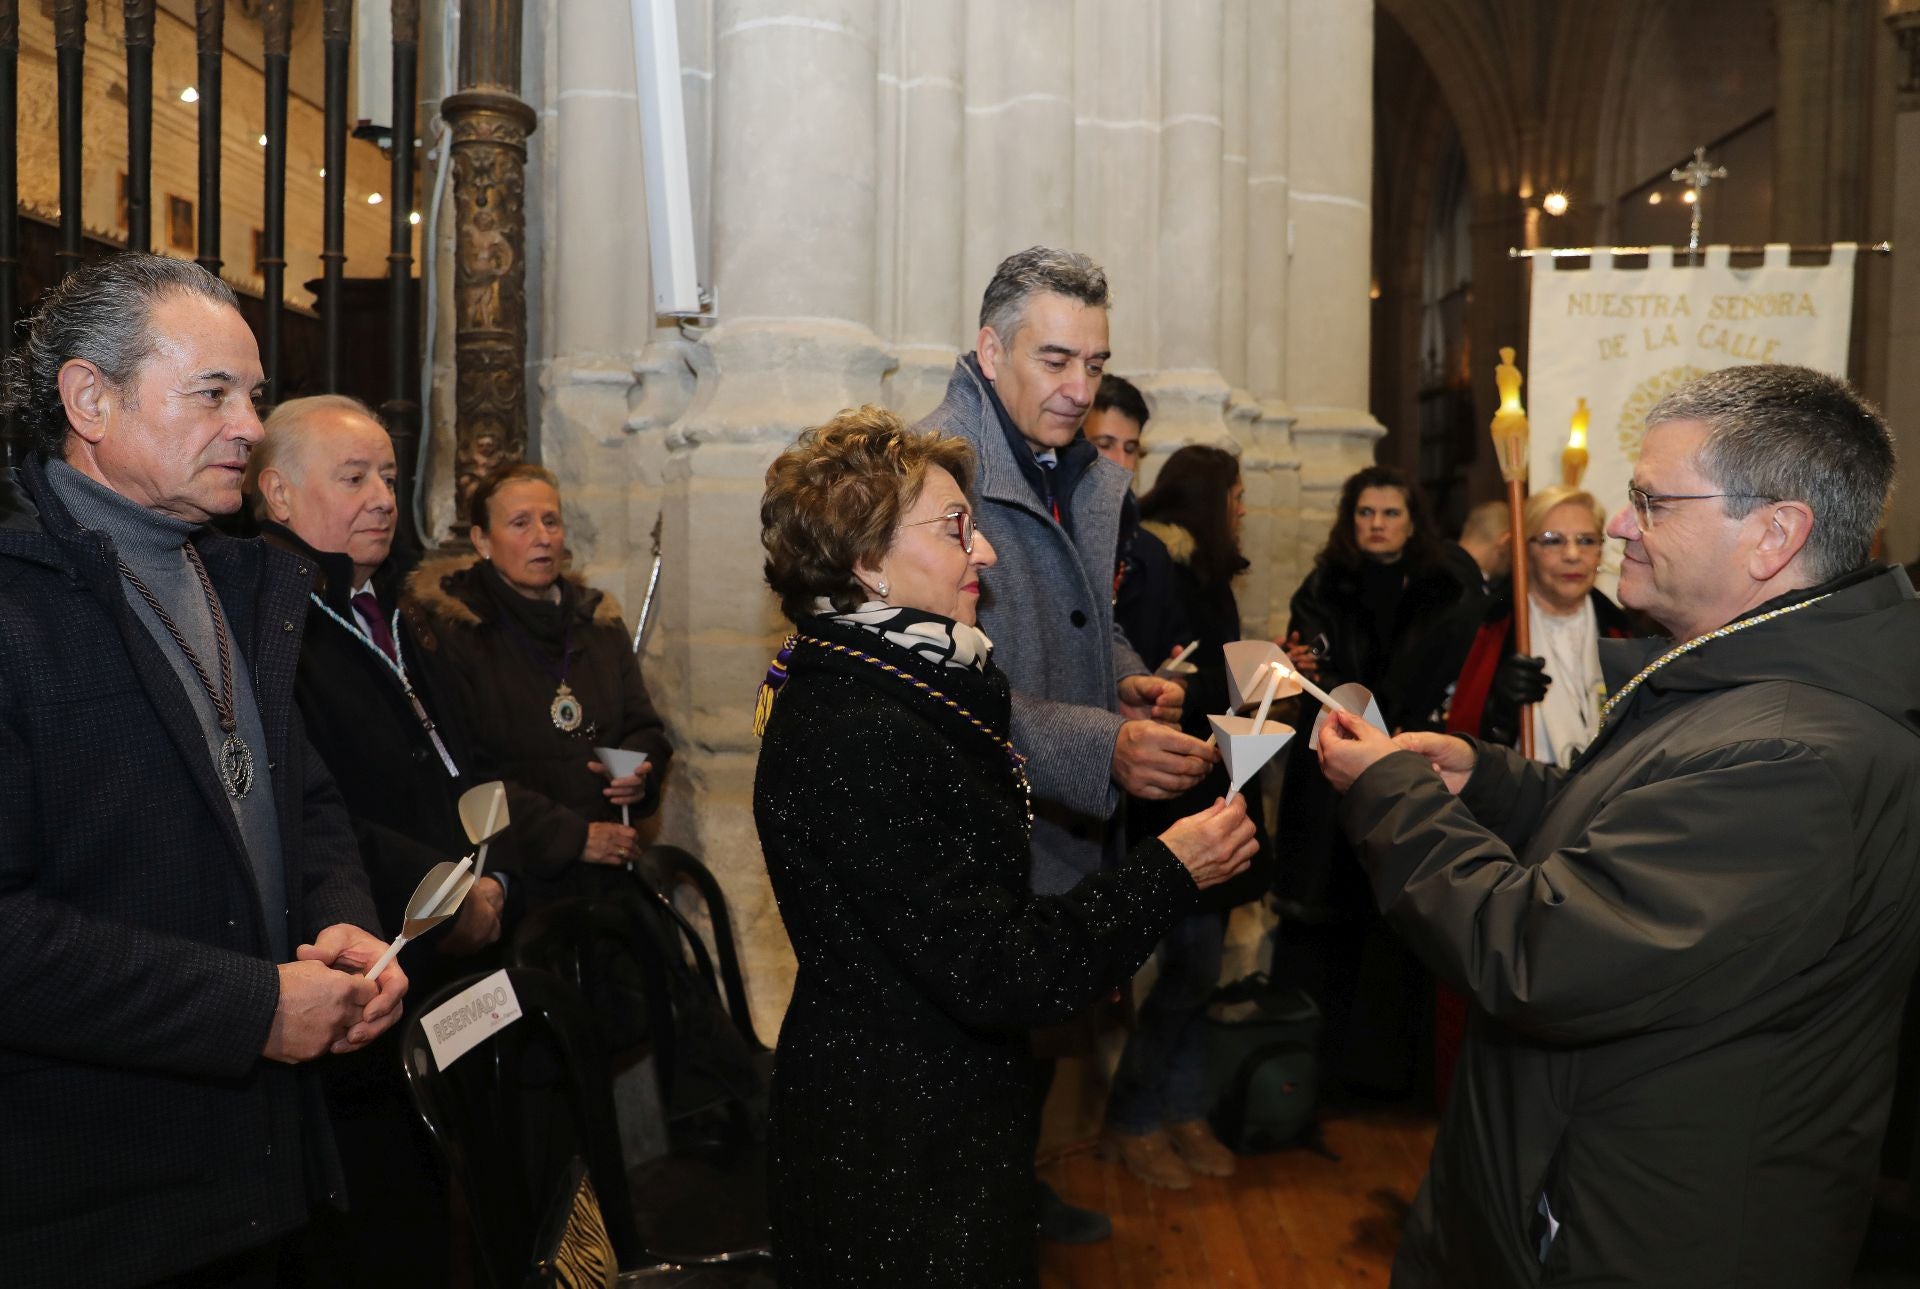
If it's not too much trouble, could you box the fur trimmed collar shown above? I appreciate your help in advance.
[1141,519,1195,566]
[405,553,626,629]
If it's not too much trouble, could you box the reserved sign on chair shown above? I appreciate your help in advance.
[423,969,525,1070]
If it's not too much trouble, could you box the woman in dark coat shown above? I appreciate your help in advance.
[406,464,673,904]
[1275,464,1467,1099]
[753,407,1257,1288]
[1102,445,1270,1188]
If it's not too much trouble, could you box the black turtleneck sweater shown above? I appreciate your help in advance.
[43,460,288,958]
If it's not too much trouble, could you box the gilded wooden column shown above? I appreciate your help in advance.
[444,0,536,536]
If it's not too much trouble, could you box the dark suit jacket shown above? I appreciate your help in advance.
[0,458,379,1288]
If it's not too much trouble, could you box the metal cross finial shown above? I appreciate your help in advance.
[1670,146,1728,254]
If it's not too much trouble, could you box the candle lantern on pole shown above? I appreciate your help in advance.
[1490,346,1536,758]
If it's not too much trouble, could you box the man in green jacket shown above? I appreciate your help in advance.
[1317,363,1920,1289]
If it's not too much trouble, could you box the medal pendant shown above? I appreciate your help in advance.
[550,682,584,733]
[220,732,255,798]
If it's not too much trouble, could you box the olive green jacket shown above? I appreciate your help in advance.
[1340,565,1920,1289]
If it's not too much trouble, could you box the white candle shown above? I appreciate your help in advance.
[1250,661,1285,734]
[1276,658,1345,714]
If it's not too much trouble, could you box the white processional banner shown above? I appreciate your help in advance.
[1526,243,1857,591]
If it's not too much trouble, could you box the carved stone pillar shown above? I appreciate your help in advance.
[444,0,537,536]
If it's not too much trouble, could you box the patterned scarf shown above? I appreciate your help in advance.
[819,600,994,673]
[753,602,994,736]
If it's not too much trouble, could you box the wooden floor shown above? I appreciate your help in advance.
[1037,1106,1437,1289]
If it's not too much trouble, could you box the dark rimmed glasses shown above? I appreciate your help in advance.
[900,507,976,554]
[1627,485,1777,531]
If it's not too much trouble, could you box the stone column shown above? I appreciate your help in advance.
[1285,0,1382,582]
[876,0,966,420]
[1069,0,1155,367]
[1244,0,1301,634]
[1884,2,1920,564]
[657,0,890,1036]
[963,0,1075,307]
[1136,0,1235,476]
[1218,0,1250,395]
[534,0,659,600]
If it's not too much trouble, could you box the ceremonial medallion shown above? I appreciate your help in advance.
[221,732,255,798]
[550,682,584,732]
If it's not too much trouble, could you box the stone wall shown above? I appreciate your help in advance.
[434,0,1382,1039]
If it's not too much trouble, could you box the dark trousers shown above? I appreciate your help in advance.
[1106,909,1228,1132]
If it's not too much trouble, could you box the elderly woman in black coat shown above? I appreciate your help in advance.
[407,463,673,905]
[753,406,1257,1288]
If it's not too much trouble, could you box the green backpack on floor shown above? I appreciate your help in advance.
[1202,972,1332,1157]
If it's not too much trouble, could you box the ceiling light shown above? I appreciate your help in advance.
[1541,191,1569,217]
[258,134,268,146]
[408,211,422,225]
[1682,189,1698,205]
[367,192,384,205]
[1648,192,1663,205]
[180,87,199,103]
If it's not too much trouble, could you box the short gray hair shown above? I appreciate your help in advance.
[1645,364,1894,581]
[978,246,1110,341]
[3,253,240,459]
[246,394,385,518]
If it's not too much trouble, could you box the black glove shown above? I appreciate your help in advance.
[1491,654,1551,707]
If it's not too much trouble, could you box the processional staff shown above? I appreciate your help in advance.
[1489,347,1535,760]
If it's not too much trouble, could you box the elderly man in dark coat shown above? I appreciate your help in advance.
[0,255,402,1289]
[1317,364,1920,1289]
[918,246,1215,1240]
[248,393,510,1284]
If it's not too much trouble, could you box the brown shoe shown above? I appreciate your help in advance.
[1168,1120,1236,1178]
[1100,1128,1192,1190]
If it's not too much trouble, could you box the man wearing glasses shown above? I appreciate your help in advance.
[1314,363,1920,1289]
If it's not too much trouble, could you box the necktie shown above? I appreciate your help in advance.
[1040,459,1061,524]
[351,591,398,662]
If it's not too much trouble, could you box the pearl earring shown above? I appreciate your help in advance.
[876,579,889,598]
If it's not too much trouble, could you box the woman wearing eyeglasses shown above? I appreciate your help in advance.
[754,407,1257,1288]
[1445,485,1635,766]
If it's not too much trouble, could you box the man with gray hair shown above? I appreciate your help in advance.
[920,246,1216,1242]
[1315,363,1920,1288]
[0,254,401,1287]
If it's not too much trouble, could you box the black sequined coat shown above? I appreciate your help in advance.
[754,618,1196,1288]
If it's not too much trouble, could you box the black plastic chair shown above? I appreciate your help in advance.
[635,845,769,1055]
[399,969,774,1287]
[509,887,771,1265]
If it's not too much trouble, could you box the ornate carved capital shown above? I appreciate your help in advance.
[122,1,154,48]
[260,0,291,55]
[195,0,223,54]
[323,0,350,43]
[53,0,85,49]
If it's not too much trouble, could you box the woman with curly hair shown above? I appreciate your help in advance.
[752,406,1256,1287]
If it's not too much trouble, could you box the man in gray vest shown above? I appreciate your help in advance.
[0,254,402,1287]
[920,246,1216,1241]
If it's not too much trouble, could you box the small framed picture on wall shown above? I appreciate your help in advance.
[167,196,194,252]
